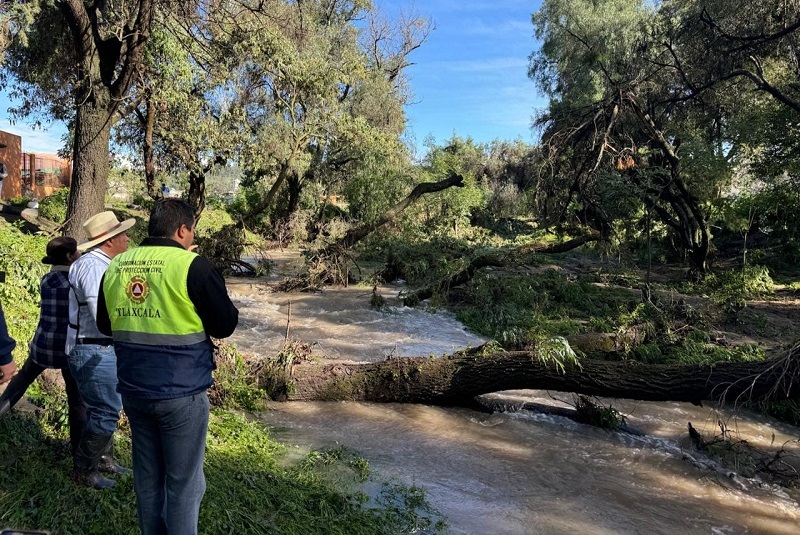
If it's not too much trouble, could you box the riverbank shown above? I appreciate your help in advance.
[227,249,800,534]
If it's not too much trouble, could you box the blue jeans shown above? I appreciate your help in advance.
[68,344,121,435]
[123,393,210,535]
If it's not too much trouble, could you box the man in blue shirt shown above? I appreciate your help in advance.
[0,298,17,384]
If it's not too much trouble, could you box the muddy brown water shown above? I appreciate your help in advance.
[226,252,800,535]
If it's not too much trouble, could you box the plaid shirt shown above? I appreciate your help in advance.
[30,266,71,369]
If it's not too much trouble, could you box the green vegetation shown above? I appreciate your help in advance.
[0,224,47,350]
[37,188,69,224]
[455,269,632,342]
[3,0,800,522]
[687,420,800,489]
[0,409,445,535]
[573,395,627,431]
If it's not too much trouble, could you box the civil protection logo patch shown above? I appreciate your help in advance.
[126,276,150,304]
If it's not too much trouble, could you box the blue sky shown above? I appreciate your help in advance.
[377,0,547,154]
[0,0,546,156]
[0,113,67,155]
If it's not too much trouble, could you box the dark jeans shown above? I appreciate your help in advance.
[1,358,86,452]
[123,392,210,535]
[68,344,121,435]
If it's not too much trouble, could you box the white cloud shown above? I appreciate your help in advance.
[449,18,532,37]
[0,120,66,154]
[430,57,530,73]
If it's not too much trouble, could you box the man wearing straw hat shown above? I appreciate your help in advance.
[67,211,135,489]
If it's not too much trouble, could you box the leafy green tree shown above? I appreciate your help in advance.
[113,16,241,215]
[481,139,539,221]
[2,0,159,239]
[664,0,800,114]
[229,0,428,228]
[415,135,488,236]
[529,0,743,275]
[342,151,414,224]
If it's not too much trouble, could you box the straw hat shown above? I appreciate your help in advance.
[78,211,136,251]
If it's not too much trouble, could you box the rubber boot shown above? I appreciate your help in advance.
[0,397,9,419]
[68,401,87,461]
[99,438,132,476]
[72,432,116,489]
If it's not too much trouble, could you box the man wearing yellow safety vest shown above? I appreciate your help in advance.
[97,199,238,535]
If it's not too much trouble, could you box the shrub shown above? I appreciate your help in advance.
[573,395,627,430]
[482,180,527,220]
[690,265,774,311]
[38,188,69,223]
[0,224,47,360]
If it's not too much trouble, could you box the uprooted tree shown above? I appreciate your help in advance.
[403,229,602,305]
[249,341,800,408]
[276,171,465,289]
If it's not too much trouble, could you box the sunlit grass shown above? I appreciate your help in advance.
[0,408,446,535]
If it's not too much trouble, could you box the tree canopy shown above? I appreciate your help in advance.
[528,0,800,275]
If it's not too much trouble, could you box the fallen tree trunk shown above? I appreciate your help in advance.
[277,172,466,290]
[0,203,59,234]
[336,171,465,250]
[565,329,646,354]
[405,230,601,304]
[260,343,800,406]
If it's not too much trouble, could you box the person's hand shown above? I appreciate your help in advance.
[0,361,17,384]
[188,244,199,252]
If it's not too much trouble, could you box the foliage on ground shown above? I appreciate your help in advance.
[362,221,782,369]
[680,264,775,312]
[687,419,800,489]
[194,222,272,277]
[0,222,47,358]
[37,188,70,224]
[573,395,627,430]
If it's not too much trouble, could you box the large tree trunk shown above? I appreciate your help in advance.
[286,171,302,217]
[260,344,800,407]
[187,167,207,218]
[142,93,161,200]
[627,95,711,277]
[66,102,112,240]
[61,0,154,240]
[241,161,291,228]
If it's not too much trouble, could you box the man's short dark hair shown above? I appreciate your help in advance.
[149,199,196,238]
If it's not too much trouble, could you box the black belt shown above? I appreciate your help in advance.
[76,337,114,346]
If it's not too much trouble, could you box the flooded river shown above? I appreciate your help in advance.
[226,254,800,535]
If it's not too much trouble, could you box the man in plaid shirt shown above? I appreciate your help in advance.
[0,238,86,466]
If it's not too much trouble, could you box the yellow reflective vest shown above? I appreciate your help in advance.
[103,246,206,345]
